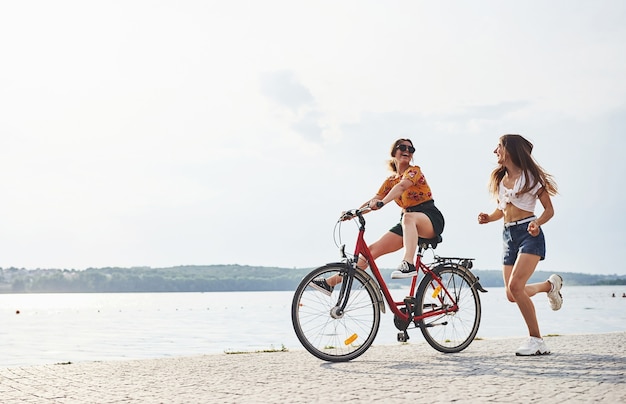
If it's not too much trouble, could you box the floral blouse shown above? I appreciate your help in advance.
[376,165,433,209]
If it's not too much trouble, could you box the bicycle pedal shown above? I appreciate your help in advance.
[397,331,410,342]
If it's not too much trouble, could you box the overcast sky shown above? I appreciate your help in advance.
[1,1,624,276]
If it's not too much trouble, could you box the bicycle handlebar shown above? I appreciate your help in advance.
[339,201,385,222]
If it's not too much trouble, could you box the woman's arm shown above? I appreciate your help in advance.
[528,189,554,236]
[359,191,388,209]
[478,208,503,224]
[370,178,412,209]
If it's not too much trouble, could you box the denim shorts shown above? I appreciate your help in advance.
[502,222,546,265]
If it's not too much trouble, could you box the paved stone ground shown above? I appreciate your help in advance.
[1,332,624,403]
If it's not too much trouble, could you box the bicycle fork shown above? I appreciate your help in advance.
[330,256,358,319]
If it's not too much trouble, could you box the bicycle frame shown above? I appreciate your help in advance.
[293,208,485,360]
[337,211,458,327]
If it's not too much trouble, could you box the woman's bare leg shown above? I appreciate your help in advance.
[505,253,543,338]
[400,212,435,263]
[525,280,551,297]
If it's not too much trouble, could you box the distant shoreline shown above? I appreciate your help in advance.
[2,284,626,295]
[1,265,625,293]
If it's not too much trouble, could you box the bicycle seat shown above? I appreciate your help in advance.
[418,235,442,249]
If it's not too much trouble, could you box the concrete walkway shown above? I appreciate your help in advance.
[1,332,625,403]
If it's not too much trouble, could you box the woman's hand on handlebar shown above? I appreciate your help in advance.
[339,210,356,221]
[339,200,384,221]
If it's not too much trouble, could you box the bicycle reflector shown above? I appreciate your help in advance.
[344,333,358,345]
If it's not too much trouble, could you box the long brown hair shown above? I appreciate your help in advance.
[388,138,414,173]
[488,134,558,197]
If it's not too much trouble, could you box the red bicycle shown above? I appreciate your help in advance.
[291,206,487,362]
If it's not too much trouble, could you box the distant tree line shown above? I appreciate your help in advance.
[0,265,311,293]
[0,265,624,293]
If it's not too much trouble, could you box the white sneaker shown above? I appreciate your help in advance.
[391,261,417,279]
[547,274,563,311]
[515,337,550,356]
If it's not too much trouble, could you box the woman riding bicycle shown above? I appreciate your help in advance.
[311,138,445,295]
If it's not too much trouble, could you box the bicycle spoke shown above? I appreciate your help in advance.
[292,265,381,361]
[416,266,481,353]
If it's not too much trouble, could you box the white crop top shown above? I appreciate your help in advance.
[497,172,542,212]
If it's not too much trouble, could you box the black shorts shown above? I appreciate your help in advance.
[389,200,445,237]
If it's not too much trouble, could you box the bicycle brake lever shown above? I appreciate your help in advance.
[339,211,355,221]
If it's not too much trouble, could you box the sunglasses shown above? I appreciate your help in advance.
[396,144,416,153]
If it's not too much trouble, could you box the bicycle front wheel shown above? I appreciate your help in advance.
[415,265,481,353]
[291,264,381,362]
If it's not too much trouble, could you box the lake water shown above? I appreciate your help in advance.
[1,286,625,368]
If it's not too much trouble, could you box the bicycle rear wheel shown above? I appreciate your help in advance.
[291,264,381,362]
[415,265,481,353]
